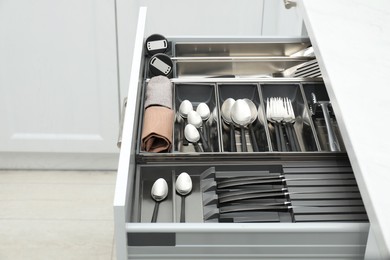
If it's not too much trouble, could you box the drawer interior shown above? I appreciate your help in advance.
[122,36,370,259]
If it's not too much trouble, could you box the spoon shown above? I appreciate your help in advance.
[179,100,193,146]
[221,98,236,152]
[175,172,193,222]
[184,124,203,152]
[244,99,259,152]
[231,99,251,152]
[196,103,211,142]
[196,102,211,121]
[188,110,210,152]
[179,99,193,118]
[150,178,168,223]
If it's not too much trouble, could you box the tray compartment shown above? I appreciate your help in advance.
[218,83,269,152]
[173,41,314,78]
[132,164,211,223]
[174,83,220,153]
[302,83,345,152]
[260,83,318,152]
[133,166,175,223]
[200,163,367,224]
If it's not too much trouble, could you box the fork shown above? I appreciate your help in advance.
[266,97,287,151]
[283,98,300,151]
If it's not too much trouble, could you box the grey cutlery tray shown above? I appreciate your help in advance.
[138,80,344,155]
[130,158,367,224]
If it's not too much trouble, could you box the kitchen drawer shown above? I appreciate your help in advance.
[114,8,369,260]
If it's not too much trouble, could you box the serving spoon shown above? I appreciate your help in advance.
[244,99,259,152]
[231,99,251,152]
[175,172,193,222]
[151,178,168,223]
[221,98,236,152]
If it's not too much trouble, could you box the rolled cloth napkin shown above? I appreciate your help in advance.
[144,75,173,109]
[141,106,174,152]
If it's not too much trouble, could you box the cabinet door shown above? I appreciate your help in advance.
[0,0,119,156]
[262,0,306,36]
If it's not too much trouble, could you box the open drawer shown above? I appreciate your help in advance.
[114,8,369,260]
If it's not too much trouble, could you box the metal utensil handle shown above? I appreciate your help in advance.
[218,175,283,185]
[193,142,204,153]
[229,124,237,152]
[220,204,290,214]
[289,123,301,151]
[320,103,341,151]
[180,196,185,223]
[199,131,210,152]
[273,123,282,151]
[240,127,247,152]
[248,125,259,152]
[151,201,160,223]
[278,123,287,152]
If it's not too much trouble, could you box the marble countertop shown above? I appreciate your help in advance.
[299,0,390,258]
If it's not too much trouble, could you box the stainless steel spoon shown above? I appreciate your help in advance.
[184,124,203,152]
[175,172,193,223]
[187,110,209,151]
[179,100,193,146]
[196,103,211,146]
[243,99,259,152]
[231,99,251,152]
[151,178,168,223]
[221,98,236,152]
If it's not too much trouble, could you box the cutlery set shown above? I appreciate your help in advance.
[178,99,212,152]
[177,93,340,153]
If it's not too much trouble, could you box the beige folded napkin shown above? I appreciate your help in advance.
[144,76,173,109]
[141,106,174,153]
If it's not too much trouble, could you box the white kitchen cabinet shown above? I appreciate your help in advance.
[0,0,119,169]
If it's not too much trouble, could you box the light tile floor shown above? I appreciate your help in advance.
[0,170,117,260]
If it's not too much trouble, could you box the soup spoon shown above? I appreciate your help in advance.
[175,172,193,222]
[184,124,203,152]
[151,178,168,223]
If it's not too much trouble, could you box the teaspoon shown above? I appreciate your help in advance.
[184,124,203,152]
[175,172,193,222]
[151,178,168,223]
[188,110,210,152]
[179,100,193,146]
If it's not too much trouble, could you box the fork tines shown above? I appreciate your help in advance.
[267,97,300,151]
